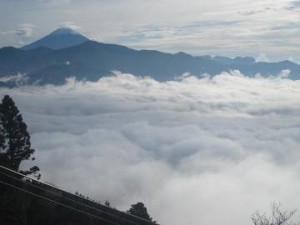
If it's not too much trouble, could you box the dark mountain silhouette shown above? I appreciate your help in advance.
[0,166,156,225]
[0,28,300,86]
[21,28,89,50]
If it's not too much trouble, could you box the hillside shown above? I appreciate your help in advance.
[0,165,156,225]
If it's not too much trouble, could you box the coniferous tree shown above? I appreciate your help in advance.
[0,95,39,175]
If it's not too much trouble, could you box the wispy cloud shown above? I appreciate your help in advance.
[59,21,82,31]
[286,0,300,10]
[15,23,36,37]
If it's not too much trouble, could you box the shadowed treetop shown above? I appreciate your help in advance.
[127,202,158,225]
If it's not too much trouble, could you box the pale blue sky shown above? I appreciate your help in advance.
[1,0,300,62]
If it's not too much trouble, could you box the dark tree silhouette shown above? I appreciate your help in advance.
[105,200,111,208]
[127,202,158,224]
[0,95,39,176]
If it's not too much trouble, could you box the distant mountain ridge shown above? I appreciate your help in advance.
[0,28,300,86]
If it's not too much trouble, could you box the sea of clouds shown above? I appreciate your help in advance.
[1,71,300,225]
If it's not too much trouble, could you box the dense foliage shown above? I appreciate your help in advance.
[127,202,158,224]
[0,95,39,176]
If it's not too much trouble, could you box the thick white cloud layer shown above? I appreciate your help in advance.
[1,72,300,225]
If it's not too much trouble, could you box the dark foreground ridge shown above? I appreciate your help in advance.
[0,165,157,225]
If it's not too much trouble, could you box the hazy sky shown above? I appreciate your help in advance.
[1,72,300,225]
[1,0,300,62]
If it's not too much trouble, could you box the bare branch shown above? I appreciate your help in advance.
[251,202,297,225]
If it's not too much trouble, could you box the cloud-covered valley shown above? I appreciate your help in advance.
[1,72,300,225]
